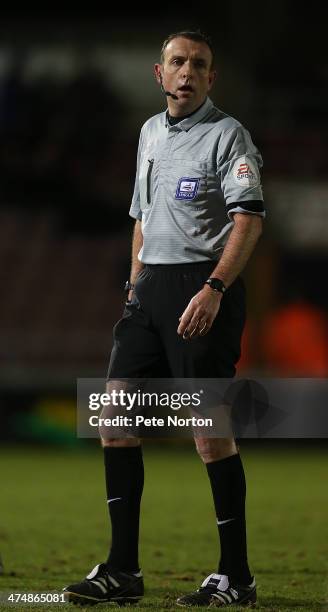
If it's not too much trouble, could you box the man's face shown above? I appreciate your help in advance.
[155,37,216,116]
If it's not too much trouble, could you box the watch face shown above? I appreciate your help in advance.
[125,281,134,292]
[207,278,225,292]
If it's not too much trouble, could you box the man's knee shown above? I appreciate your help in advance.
[101,438,141,448]
[194,437,237,463]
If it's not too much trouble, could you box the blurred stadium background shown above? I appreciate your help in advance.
[0,6,327,609]
[1,7,328,440]
[0,7,328,438]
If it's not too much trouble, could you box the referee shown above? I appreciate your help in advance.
[64,30,264,607]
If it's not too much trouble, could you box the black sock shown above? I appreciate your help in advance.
[206,453,252,585]
[104,446,144,573]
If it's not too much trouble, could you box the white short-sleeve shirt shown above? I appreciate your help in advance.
[129,97,264,264]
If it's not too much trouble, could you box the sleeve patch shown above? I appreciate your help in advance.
[232,156,260,187]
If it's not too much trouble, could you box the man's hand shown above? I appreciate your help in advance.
[177,285,223,340]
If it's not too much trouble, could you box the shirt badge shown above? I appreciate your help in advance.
[232,156,259,187]
[175,177,200,200]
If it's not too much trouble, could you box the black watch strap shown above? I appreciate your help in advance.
[124,280,135,293]
[205,277,226,294]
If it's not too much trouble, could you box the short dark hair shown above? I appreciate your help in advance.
[160,30,215,68]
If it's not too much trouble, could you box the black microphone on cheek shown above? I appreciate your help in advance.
[165,90,178,100]
[160,74,178,100]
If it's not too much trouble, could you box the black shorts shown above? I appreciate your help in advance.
[107,261,246,379]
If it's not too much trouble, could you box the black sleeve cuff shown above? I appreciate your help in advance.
[226,200,265,215]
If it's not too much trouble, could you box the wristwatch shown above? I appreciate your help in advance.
[124,280,135,293]
[204,277,226,294]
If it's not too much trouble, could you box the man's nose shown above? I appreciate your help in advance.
[181,60,193,79]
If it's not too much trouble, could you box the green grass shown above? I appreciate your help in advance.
[0,442,327,611]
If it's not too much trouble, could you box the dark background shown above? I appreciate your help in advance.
[1,4,327,443]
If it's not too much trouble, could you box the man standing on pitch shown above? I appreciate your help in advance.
[64,30,264,607]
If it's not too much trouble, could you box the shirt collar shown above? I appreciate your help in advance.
[165,97,214,132]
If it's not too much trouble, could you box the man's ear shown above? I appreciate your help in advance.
[208,69,217,91]
[154,63,162,84]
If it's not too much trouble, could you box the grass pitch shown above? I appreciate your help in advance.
[0,442,327,611]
